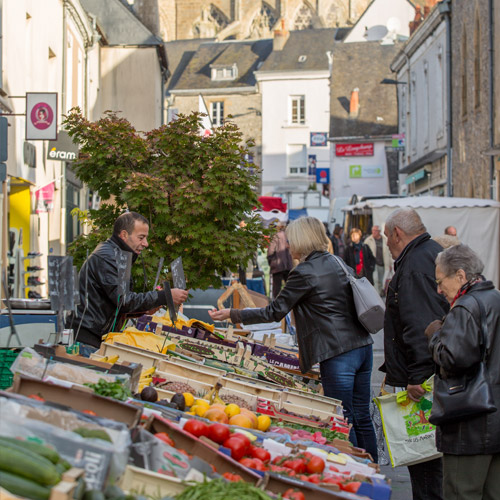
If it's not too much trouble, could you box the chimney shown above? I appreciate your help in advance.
[273,19,289,51]
[349,88,360,118]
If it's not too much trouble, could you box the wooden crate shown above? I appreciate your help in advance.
[155,371,213,398]
[96,343,165,369]
[219,377,281,402]
[281,389,343,416]
[119,465,186,497]
[281,401,333,421]
[155,358,222,386]
[218,385,258,411]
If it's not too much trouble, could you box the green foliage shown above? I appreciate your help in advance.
[63,109,271,290]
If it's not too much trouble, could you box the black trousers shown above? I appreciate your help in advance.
[408,457,443,500]
[272,270,289,299]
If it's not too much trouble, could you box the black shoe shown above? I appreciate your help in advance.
[27,266,44,272]
[27,277,45,286]
[28,291,42,299]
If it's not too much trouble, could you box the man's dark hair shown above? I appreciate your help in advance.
[113,212,149,236]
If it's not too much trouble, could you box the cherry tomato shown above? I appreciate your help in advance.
[154,432,175,447]
[207,423,230,444]
[306,455,325,474]
[223,437,248,461]
[283,489,305,500]
[183,419,209,438]
[249,445,271,463]
[230,432,251,452]
[340,481,361,493]
[282,458,306,474]
[222,472,243,482]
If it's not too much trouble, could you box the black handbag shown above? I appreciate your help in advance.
[429,294,497,426]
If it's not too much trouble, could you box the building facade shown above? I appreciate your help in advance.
[391,4,449,196]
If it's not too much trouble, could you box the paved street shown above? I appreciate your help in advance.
[372,332,412,499]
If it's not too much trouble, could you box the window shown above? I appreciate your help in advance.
[287,144,307,176]
[290,95,305,124]
[211,64,237,81]
[211,101,224,126]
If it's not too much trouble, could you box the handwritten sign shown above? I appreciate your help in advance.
[171,257,186,290]
[48,256,75,311]
[114,248,132,299]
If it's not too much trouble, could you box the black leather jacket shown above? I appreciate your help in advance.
[231,251,372,373]
[429,281,500,455]
[382,233,449,386]
[69,236,167,347]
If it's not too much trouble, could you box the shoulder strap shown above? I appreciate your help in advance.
[332,255,355,283]
[470,294,488,361]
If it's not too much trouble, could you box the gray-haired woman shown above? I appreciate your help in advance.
[425,244,500,500]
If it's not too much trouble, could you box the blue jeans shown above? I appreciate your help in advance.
[78,343,98,358]
[320,344,378,462]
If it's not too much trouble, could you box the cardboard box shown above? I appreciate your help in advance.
[119,465,186,497]
[155,358,222,386]
[219,377,281,402]
[155,371,212,397]
[11,375,142,428]
[281,389,343,416]
[97,342,166,369]
[144,415,261,485]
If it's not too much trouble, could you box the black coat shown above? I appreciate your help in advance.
[382,233,449,386]
[231,251,372,373]
[344,243,375,284]
[429,281,500,455]
[69,236,167,347]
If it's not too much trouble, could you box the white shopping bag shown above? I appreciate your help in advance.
[374,377,442,467]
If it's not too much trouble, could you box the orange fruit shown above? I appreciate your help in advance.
[210,403,226,411]
[229,414,253,428]
[204,408,229,424]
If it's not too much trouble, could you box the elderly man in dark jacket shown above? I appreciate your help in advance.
[425,244,500,500]
[69,212,188,354]
[382,207,449,500]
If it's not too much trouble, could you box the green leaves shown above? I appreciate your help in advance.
[64,109,272,290]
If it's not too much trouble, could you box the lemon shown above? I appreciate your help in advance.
[192,404,208,418]
[195,398,210,408]
[224,403,241,418]
[183,392,195,407]
[257,414,272,432]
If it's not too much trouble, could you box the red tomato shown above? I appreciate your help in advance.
[28,394,45,402]
[183,419,209,438]
[328,466,339,473]
[250,458,268,471]
[307,474,321,484]
[223,437,248,461]
[230,432,251,452]
[322,476,342,485]
[222,472,243,482]
[249,445,271,463]
[340,481,361,493]
[154,432,175,447]
[306,455,325,474]
[82,409,97,416]
[239,457,257,468]
[269,464,288,473]
[207,423,230,444]
[282,458,306,474]
[283,489,305,500]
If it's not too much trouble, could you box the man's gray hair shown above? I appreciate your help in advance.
[435,244,484,280]
[385,207,426,236]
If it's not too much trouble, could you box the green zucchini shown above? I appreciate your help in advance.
[0,437,60,464]
[0,470,51,500]
[0,446,61,486]
[83,490,106,500]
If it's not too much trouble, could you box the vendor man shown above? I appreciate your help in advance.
[68,212,188,355]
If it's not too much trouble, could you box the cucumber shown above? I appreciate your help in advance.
[0,437,60,464]
[0,470,51,500]
[0,446,61,486]
[0,439,59,468]
[58,458,72,471]
[84,490,106,500]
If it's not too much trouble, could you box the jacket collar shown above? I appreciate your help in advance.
[304,250,328,262]
[394,232,430,271]
[109,234,139,263]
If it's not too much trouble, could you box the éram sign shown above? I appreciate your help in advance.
[47,131,79,162]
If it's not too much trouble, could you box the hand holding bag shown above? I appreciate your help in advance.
[333,255,385,334]
[429,295,497,426]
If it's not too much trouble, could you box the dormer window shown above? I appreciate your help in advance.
[211,63,238,81]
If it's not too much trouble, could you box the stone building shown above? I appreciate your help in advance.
[451,0,495,199]
[133,0,372,41]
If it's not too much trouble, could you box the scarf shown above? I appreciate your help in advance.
[450,276,483,308]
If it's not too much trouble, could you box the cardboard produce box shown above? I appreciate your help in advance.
[11,375,142,428]
[281,388,343,416]
[155,358,223,386]
[144,415,261,485]
[119,465,186,497]
[96,342,167,369]
[219,376,282,402]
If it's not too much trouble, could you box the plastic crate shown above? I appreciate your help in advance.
[0,349,20,390]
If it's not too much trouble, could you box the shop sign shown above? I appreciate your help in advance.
[349,165,383,178]
[316,167,330,184]
[26,93,57,140]
[336,143,374,157]
[307,154,317,176]
[47,131,79,162]
[391,133,405,151]
[35,182,55,213]
[310,132,328,147]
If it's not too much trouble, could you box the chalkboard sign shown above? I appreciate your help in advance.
[48,256,75,311]
[171,257,186,289]
[115,247,132,299]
